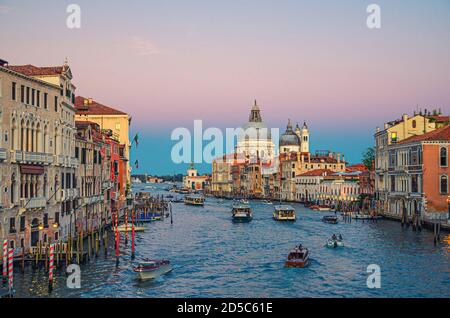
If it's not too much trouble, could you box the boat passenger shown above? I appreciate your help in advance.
[338,234,342,241]
[332,234,337,241]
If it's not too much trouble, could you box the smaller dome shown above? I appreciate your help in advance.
[279,119,300,147]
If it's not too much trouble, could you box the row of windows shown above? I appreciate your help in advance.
[11,81,58,111]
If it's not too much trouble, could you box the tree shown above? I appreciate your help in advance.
[362,147,375,170]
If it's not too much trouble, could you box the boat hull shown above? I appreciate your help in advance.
[135,264,172,280]
[273,213,296,221]
[232,215,253,223]
[116,224,145,232]
[285,259,309,268]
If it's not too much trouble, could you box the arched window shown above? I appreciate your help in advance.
[412,120,416,128]
[440,175,448,194]
[440,147,448,167]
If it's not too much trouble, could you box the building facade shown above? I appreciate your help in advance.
[75,96,131,185]
[0,60,78,249]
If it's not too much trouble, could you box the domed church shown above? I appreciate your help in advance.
[236,100,275,162]
[279,120,309,154]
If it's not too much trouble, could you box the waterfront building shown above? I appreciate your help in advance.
[74,121,111,235]
[0,59,78,249]
[75,96,131,184]
[319,172,361,204]
[381,124,449,222]
[374,112,449,209]
[295,169,334,202]
[211,154,235,196]
[183,162,209,191]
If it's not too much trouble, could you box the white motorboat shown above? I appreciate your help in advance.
[326,236,344,248]
[133,260,172,280]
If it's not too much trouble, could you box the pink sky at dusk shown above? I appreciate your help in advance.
[1,0,449,173]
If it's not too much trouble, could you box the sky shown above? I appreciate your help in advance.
[1,0,449,175]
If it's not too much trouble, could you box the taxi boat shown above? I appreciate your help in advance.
[184,195,205,206]
[273,205,296,221]
[322,215,339,224]
[231,205,253,222]
[133,260,172,280]
[285,246,310,268]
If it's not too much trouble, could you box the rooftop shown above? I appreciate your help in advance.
[397,124,450,144]
[6,64,66,76]
[75,96,128,116]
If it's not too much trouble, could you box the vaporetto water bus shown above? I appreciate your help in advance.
[273,205,296,221]
[184,195,205,206]
[231,204,253,222]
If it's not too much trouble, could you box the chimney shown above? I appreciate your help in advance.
[337,153,341,163]
[384,123,389,129]
[402,114,408,122]
[83,99,88,106]
[88,98,93,104]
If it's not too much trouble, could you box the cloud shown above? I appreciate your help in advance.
[131,36,160,56]
[0,5,13,14]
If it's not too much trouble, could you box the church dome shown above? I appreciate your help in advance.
[279,119,300,146]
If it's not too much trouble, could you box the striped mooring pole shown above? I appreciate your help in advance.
[2,240,7,280]
[131,209,135,260]
[49,243,55,285]
[8,247,13,296]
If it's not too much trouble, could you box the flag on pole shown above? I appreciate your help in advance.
[135,160,139,169]
[132,133,139,147]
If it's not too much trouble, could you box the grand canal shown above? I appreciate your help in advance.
[9,184,450,298]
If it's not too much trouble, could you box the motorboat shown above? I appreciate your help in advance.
[133,260,172,280]
[240,199,249,204]
[263,200,273,205]
[285,246,310,268]
[116,223,145,232]
[273,205,296,221]
[184,195,205,206]
[322,215,339,224]
[326,236,344,248]
[231,205,253,222]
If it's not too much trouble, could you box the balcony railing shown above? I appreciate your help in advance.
[62,188,79,200]
[0,148,6,161]
[83,195,103,205]
[20,197,47,209]
[14,151,53,165]
[102,181,114,189]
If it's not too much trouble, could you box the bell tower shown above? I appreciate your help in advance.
[300,121,309,153]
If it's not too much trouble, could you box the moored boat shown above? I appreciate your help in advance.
[116,223,146,232]
[231,205,253,222]
[285,245,310,268]
[184,195,205,206]
[273,205,296,221]
[133,260,172,280]
[322,215,339,224]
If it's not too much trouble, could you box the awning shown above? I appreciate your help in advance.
[20,164,44,175]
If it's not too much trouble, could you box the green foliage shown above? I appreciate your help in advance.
[362,147,375,170]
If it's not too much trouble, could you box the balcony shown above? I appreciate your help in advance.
[62,188,79,200]
[83,195,103,205]
[69,157,79,168]
[0,148,6,161]
[14,151,53,165]
[102,181,114,190]
[20,197,47,210]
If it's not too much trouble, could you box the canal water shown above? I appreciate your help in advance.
[9,184,450,298]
